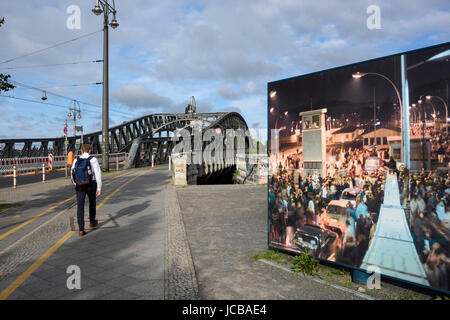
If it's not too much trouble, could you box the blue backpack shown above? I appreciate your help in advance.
[73,156,94,186]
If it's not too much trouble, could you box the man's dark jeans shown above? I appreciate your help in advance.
[76,182,97,231]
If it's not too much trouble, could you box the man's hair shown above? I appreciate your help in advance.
[81,144,91,153]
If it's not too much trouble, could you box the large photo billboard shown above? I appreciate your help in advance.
[268,42,450,293]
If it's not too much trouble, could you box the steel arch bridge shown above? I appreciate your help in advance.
[0,111,250,183]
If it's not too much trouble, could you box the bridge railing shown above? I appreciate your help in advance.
[0,153,128,176]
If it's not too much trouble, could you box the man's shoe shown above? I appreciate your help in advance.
[79,230,86,236]
[90,220,98,228]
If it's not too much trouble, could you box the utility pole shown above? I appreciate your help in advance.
[92,0,119,172]
[102,16,109,171]
[373,87,376,151]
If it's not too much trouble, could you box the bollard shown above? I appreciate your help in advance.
[152,155,154,171]
[169,155,171,171]
[42,163,45,183]
[13,166,16,189]
[116,156,119,171]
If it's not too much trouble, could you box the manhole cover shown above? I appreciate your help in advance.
[70,214,119,231]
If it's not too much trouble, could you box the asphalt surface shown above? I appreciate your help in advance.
[176,184,365,300]
[0,170,67,189]
[0,166,168,299]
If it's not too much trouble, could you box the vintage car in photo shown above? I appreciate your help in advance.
[319,200,348,239]
[292,224,336,258]
[340,187,361,207]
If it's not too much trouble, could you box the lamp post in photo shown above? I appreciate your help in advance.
[92,0,119,171]
[426,95,448,135]
[352,71,404,163]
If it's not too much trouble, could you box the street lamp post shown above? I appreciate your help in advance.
[67,100,82,153]
[426,95,448,135]
[353,71,404,162]
[418,98,427,169]
[92,0,119,172]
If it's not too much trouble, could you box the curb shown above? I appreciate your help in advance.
[258,258,376,300]
[164,185,200,300]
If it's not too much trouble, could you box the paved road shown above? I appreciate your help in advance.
[0,170,67,189]
[0,166,168,300]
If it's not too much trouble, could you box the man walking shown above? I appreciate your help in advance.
[71,144,102,236]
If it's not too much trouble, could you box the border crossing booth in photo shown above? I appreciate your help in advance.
[267,42,450,294]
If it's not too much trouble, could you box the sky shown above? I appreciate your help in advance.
[268,43,450,137]
[0,0,449,139]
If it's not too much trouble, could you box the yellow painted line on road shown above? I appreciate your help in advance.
[0,231,74,300]
[0,168,151,300]
[0,170,131,241]
[0,195,75,241]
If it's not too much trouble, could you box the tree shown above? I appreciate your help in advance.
[0,17,15,92]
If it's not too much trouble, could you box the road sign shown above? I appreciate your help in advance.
[64,126,68,135]
[48,153,54,170]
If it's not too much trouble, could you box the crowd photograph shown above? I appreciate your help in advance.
[268,43,450,292]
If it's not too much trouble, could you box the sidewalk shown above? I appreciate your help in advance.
[174,184,364,299]
[1,168,168,300]
[174,184,433,300]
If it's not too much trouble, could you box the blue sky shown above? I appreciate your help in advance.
[0,0,449,139]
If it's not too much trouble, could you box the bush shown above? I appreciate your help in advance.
[292,250,319,277]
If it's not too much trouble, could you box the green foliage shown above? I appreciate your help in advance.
[0,74,15,92]
[328,266,350,276]
[232,167,239,183]
[0,17,15,93]
[250,249,289,265]
[292,250,319,277]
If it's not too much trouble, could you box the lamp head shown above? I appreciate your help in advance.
[92,5,103,16]
[352,72,365,79]
[110,16,119,29]
[426,95,431,100]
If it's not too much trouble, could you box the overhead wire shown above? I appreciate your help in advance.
[2,60,103,70]
[36,82,103,89]
[0,94,100,114]
[11,80,133,117]
[0,94,134,118]
[0,28,136,119]
[0,29,102,65]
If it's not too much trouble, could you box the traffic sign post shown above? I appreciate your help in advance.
[64,121,68,178]
[48,153,54,170]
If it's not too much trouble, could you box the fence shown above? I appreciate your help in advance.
[0,153,128,176]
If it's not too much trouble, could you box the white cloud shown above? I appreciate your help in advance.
[0,0,449,139]
[111,84,172,110]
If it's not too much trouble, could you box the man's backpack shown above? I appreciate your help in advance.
[73,156,94,186]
